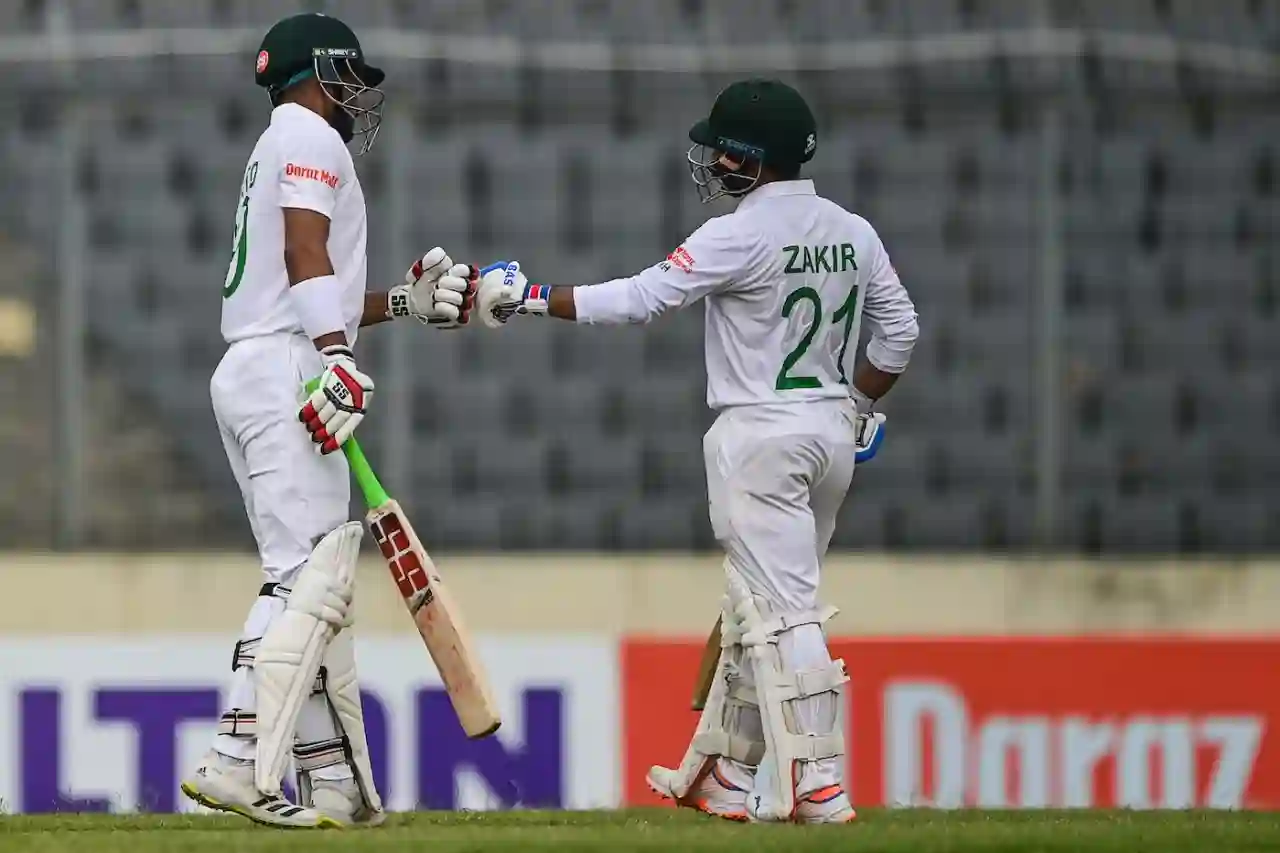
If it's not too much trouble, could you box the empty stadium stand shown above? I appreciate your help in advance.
[0,0,1275,552]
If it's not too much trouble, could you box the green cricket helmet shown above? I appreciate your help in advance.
[255,12,386,155]
[687,78,817,202]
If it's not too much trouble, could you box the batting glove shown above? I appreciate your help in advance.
[854,412,887,463]
[388,247,478,328]
[476,261,551,328]
[299,345,375,455]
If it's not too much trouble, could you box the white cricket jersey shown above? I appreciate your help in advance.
[573,180,919,411]
[220,103,367,345]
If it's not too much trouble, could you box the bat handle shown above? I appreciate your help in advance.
[304,377,391,510]
[345,437,390,509]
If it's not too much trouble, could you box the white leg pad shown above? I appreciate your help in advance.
[726,565,848,822]
[660,596,765,799]
[254,521,362,796]
[295,628,384,819]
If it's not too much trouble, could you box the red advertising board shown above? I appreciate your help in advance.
[623,637,1280,809]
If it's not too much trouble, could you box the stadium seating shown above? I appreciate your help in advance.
[0,0,1274,552]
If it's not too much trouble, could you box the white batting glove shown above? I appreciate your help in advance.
[299,345,375,455]
[431,262,478,328]
[476,261,551,329]
[388,248,478,328]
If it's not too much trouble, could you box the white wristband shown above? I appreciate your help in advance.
[289,274,346,341]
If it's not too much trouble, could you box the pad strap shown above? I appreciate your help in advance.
[720,604,838,648]
[755,660,849,764]
[692,731,766,765]
[231,638,260,671]
[231,585,293,671]
[294,736,349,772]
[218,710,257,737]
[787,659,849,701]
[760,605,838,638]
[786,733,844,761]
[233,638,326,694]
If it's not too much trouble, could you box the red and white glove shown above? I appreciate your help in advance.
[388,247,477,329]
[299,345,374,455]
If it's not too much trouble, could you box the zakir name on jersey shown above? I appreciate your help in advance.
[782,242,857,275]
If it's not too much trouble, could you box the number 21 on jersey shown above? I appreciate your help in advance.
[776,242,860,390]
[223,160,258,299]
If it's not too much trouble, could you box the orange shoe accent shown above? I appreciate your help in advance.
[802,784,845,805]
[691,798,748,822]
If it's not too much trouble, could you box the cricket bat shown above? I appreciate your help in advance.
[690,615,722,711]
[308,382,501,738]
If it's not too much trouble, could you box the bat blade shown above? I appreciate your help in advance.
[368,498,501,738]
[691,615,722,711]
[298,380,500,737]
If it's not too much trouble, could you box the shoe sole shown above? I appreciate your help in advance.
[180,782,342,829]
[645,776,748,823]
[794,810,858,824]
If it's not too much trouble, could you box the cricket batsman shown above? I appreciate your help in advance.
[180,13,476,828]
[476,79,918,823]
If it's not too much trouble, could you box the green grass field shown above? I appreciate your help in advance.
[3,809,1280,853]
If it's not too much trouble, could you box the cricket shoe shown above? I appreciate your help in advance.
[180,751,341,829]
[308,776,386,828]
[646,758,751,822]
[792,784,857,824]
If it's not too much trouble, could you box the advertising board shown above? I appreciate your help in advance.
[623,637,1280,809]
[0,637,617,813]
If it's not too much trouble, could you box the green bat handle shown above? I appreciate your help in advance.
[305,378,390,510]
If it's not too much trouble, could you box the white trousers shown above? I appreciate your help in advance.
[209,332,351,770]
[704,399,857,796]
[211,333,350,583]
[704,399,857,613]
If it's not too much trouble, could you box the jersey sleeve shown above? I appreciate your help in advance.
[860,234,919,373]
[572,215,766,325]
[277,130,347,220]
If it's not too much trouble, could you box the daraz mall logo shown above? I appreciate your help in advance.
[286,162,339,189]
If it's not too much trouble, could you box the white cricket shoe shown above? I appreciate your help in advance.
[180,751,341,829]
[743,756,857,824]
[308,776,386,827]
[743,782,858,824]
[792,783,857,824]
[792,758,857,823]
[646,758,751,822]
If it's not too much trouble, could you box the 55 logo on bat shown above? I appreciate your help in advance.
[372,512,433,607]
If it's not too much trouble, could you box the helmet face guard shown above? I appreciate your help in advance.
[270,47,385,155]
[313,49,384,156]
[687,140,764,204]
